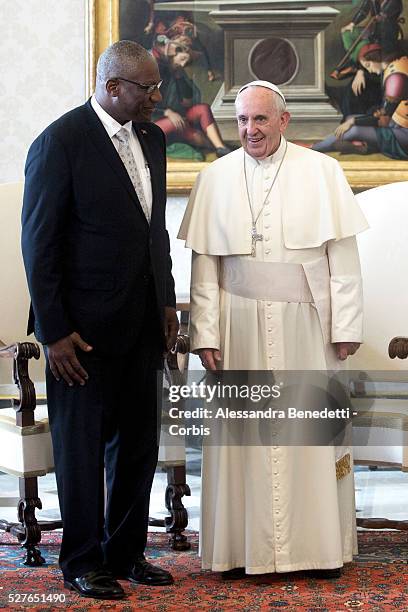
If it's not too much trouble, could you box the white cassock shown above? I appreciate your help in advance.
[178,138,369,573]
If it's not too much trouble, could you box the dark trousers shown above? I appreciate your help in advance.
[46,307,163,581]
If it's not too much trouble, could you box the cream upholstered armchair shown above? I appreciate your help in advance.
[350,181,408,530]
[0,182,191,564]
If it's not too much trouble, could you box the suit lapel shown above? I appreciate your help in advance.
[83,101,148,223]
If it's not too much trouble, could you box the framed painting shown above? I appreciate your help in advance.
[87,0,408,193]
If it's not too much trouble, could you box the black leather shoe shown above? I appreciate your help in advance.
[222,567,246,580]
[64,569,125,599]
[118,558,174,586]
[308,568,342,579]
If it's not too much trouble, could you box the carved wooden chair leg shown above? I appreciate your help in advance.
[0,342,62,563]
[17,476,45,566]
[164,465,191,551]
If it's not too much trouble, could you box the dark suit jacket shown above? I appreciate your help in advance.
[22,99,176,354]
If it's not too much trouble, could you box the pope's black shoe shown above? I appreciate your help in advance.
[308,568,342,579]
[222,567,246,580]
[64,569,125,599]
[117,557,174,586]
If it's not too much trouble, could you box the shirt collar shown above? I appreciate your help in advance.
[91,95,133,139]
[244,136,287,168]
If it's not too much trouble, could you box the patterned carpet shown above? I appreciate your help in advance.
[0,530,407,611]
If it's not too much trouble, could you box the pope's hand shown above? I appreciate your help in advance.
[164,306,179,352]
[47,332,93,386]
[335,117,355,138]
[198,348,222,371]
[334,342,360,361]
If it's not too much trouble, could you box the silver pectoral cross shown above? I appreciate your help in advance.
[251,224,263,257]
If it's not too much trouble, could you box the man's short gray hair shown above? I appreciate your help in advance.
[96,40,152,82]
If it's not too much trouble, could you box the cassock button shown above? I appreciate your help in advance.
[277,547,282,552]
[276,535,281,540]
[265,237,270,242]
[265,249,271,254]
[274,470,278,475]
[265,224,270,229]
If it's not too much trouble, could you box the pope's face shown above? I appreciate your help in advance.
[235,87,290,160]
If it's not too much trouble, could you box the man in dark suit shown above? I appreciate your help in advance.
[21,40,179,600]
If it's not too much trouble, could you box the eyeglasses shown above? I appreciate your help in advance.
[114,77,162,94]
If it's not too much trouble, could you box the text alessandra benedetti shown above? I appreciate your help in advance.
[168,407,351,420]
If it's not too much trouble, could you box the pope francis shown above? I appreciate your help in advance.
[178,81,369,578]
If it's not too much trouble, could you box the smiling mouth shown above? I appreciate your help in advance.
[248,137,264,144]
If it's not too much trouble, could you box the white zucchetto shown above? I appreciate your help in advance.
[237,80,286,104]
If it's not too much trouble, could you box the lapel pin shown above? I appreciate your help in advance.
[141,129,147,135]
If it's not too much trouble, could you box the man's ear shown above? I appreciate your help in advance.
[280,111,291,133]
[106,79,119,97]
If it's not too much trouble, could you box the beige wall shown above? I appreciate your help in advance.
[0,0,86,383]
[0,182,46,383]
[0,0,86,183]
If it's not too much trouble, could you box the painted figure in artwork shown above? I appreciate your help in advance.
[341,0,403,53]
[151,39,230,158]
[314,45,408,159]
[144,0,216,81]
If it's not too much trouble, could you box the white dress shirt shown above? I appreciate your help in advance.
[91,95,153,217]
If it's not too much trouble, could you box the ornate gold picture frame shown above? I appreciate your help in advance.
[87,0,408,194]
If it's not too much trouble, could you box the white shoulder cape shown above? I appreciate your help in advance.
[178,143,369,254]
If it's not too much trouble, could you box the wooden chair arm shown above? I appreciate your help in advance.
[167,334,190,371]
[0,342,40,426]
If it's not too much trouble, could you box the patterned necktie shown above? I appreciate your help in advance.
[115,127,150,223]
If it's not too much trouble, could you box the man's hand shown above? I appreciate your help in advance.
[164,109,185,130]
[334,117,355,139]
[47,332,93,386]
[198,348,222,371]
[352,69,366,96]
[334,342,360,361]
[165,307,179,352]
